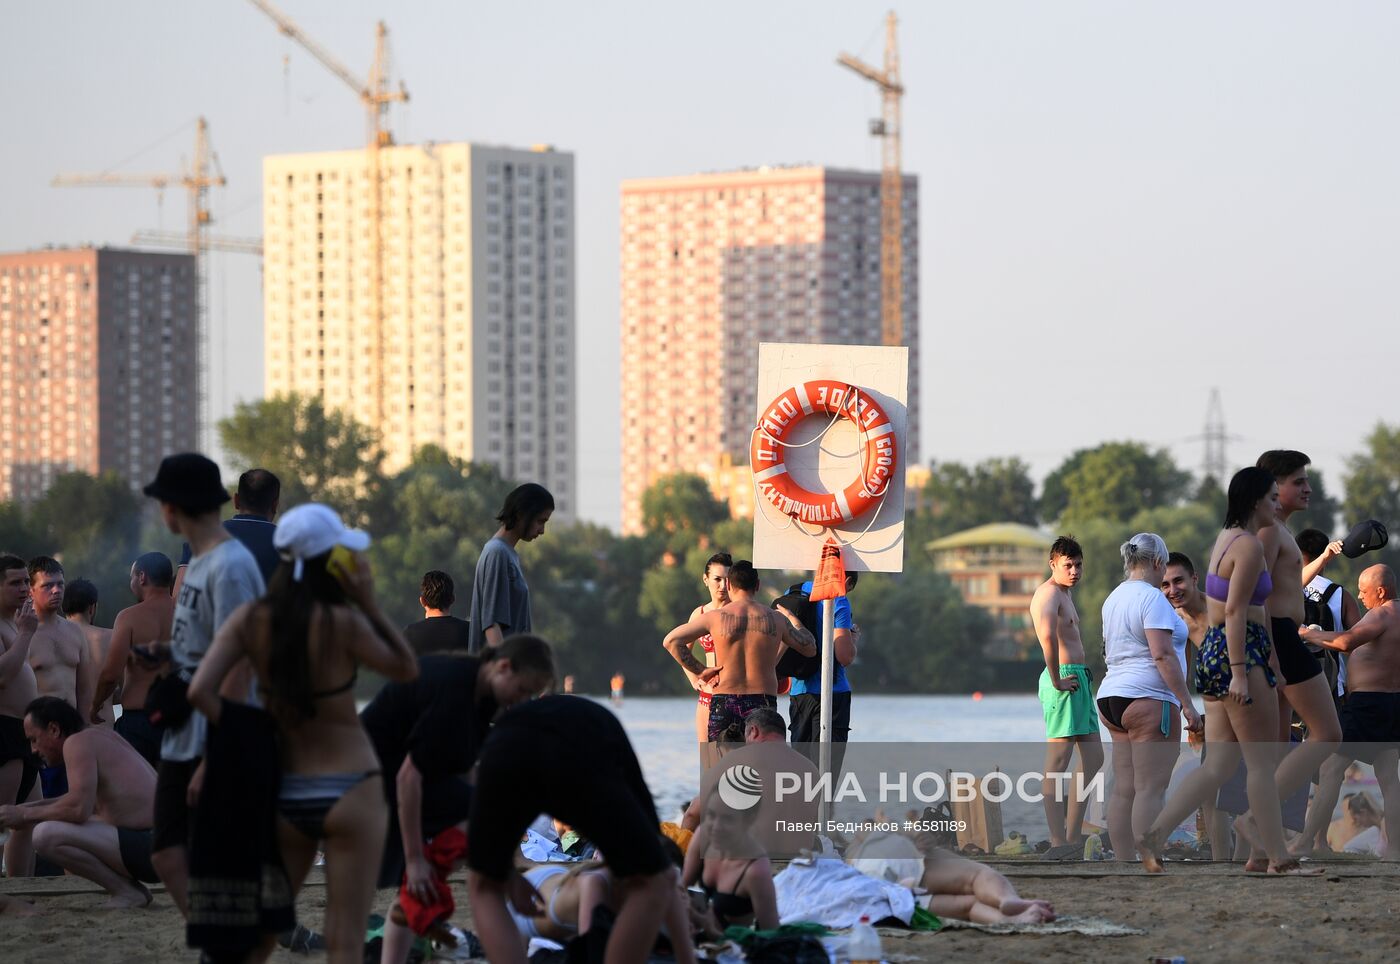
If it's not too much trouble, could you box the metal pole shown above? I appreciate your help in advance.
[817,595,835,826]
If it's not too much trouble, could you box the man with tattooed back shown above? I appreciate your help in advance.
[665,560,817,742]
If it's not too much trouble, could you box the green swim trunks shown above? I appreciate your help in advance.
[1038,664,1097,738]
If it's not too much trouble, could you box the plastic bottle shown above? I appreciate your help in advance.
[847,915,882,963]
[1083,833,1104,861]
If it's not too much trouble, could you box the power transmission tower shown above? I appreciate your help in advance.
[1202,387,1228,483]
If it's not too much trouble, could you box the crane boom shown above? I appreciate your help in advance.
[52,116,228,450]
[837,12,904,349]
[52,174,176,189]
[247,0,367,101]
[246,0,408,146]
[132,230,264,256]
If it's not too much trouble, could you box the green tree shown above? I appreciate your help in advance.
[1042,442,1192,527]
[640,473,730,553]
[0,502,42,559]
[367,446,515,626]
[919,458,1038,539]
[1343,423,1400,574]
[852,567,997,692]
[28,472,147,624]
[219,393,385,526]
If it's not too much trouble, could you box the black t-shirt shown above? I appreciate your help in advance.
[180,515,281,583]
[492,694,626,743]
[402,615,472,656]
[359,655,498,790]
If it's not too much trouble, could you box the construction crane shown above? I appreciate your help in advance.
[53,116,227,449]
[247,0,409,428]
[838,11,905,348]
[131,230,263,257]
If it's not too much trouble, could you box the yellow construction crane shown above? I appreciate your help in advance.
[247,0,409,428]
[838,11,904,348]
[52,116,228,448]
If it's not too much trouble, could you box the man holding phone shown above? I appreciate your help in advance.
[139,453,265,917]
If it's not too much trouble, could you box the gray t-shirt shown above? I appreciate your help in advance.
[468,536,530,653]
[161,537,266,762]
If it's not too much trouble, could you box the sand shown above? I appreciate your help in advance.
[2,858,1399,962]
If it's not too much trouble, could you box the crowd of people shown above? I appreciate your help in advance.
[2,443,1394,959]
[1032,449,1399,870]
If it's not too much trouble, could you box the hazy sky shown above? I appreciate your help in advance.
[5,2,1397,528]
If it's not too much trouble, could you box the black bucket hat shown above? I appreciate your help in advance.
[142,453,231,514]
[1342,519,1388,559]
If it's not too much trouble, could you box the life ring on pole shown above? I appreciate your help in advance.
[750,380,898,526]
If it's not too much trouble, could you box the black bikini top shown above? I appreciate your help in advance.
[260,669,357,703]
[702,859,756,924]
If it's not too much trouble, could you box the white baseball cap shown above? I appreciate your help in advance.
[273,503,370,580]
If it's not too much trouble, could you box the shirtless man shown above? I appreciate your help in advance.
[0,696,158,907]
[682,552,730,777]
[663,560,816,742]
[25,557,95,716]
[1251,452,1342,861]
[64,580,113,726]
[1029,536,1103,847]
[90,553,173,767]
[1300,564,1400,858]
[0,554,41,875]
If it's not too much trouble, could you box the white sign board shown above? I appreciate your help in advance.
[750,343,907,573]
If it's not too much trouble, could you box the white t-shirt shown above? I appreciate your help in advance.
[1098,579,1189,706]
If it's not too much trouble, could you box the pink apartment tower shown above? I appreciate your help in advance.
[619,166,918,534]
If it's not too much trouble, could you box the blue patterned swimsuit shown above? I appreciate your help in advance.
[1195,622,1276,698]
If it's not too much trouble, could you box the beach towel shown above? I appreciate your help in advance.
[773,857,915,928]
[187,700,294,959]
[935,914,1144,936]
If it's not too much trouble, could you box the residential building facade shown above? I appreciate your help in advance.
[619,165,918,534]
[0,247,197,502]
[263,142,576,518]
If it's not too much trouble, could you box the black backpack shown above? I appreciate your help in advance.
[772,582,823,680]
[1303,581,1344,696]
[1304,582,1342,632]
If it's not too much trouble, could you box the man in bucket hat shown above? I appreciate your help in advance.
[139,453,265,917]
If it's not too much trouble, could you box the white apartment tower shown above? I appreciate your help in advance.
[263,143,576,518]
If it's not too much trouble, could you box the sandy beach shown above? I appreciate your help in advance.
[3,857,1398,962]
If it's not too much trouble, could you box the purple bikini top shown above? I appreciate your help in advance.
[1204,532,1272,606]
[1204,570,1272,607]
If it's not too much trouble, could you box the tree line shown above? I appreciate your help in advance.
[3,393,1397,694]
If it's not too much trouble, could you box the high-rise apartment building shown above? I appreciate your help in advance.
[263,142,575,518]
[619,166,918,534]
[0,247,197,502]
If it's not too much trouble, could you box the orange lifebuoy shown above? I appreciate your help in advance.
[749,380,898,526]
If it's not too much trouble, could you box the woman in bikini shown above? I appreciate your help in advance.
[509,849,699,962]
[1096,532,1203,861]
[682,791,779,932]
[1136,468,1321,876]
[189,504,419,962]
[683,553,731,777]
